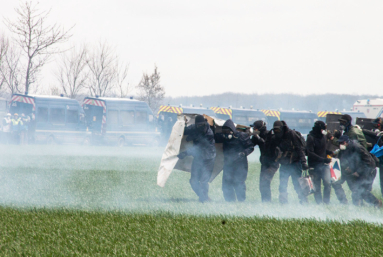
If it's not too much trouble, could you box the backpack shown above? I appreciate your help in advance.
[292,129,306,150]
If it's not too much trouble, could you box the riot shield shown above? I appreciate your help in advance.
[356,117,375,130]
[326,114,342,152]
[326,114,342,133]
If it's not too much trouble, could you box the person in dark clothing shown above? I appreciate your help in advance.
[271,120,309,204]
[251,120,279,202]
[178,115,216,203]
[337,136,382,207]
[306,121,348,204]
[215,119,254,202]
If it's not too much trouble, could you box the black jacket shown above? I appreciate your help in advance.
[338,140,376,176]
[184,122,216,160]
[272,124,307,165]
[252,129,276,165]
[215,119,254,163]
[306,131,333,168]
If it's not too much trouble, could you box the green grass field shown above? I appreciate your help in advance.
[0,145,382,255]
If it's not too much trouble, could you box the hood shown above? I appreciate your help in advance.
[223,119,237,133]
[280,120,290,131]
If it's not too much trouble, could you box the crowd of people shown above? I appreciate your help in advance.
[2,113,33,144]
[178,114,383,207]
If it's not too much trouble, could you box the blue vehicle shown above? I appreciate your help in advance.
[9,94,90,144]
[83,97,159,146]
[211,107,267,125]
[264,110,318,135]
[157,105,216,144]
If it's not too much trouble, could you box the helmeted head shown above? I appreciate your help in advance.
[195,115,206,133]
[13,113,18,117]
[251,120,266,132]
[6,113,11,117]
[338,114,352,130]
[313,120,326,135]
[273,120,284,139]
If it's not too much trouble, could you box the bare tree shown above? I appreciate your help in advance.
[4,1,73,94]
[0,35,8,91]
[87,42,130,97]
[0,36,23,94]
[114,60,130,98]
[136,65,165,112]
[55,45,88,98]
[87,42,117,97]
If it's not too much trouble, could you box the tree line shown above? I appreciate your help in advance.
[0,1,165,112]
[164,92,381,113]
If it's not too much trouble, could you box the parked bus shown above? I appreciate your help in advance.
[261,109,317,134]
[9,94,89,144]
[83,97,159,146]
[210,107,268,126]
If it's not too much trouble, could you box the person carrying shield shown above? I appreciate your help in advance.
[177,115,216,203]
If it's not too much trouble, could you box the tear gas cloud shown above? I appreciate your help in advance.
[0,145,382,224]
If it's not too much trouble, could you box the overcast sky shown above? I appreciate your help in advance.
[1,0,382,97]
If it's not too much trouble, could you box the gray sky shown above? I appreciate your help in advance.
[1,0,382,97]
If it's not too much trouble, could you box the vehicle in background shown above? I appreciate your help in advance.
[261,109,317,135]
[210,107,268,126]
[83,97,159,146]
[157,105,216,143]
[317,110,366,125]
[353,98,383,119]
[9,94,89,144]
[317,111,341,123]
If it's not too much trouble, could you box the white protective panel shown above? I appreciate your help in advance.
[157,115,186,187]
[157,114,232,187]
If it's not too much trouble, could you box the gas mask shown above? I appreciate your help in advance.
[196,123,205,133]
[222,127,233,135]
[274,128,283,139]
[340,145,347,150]
[322,130,327,136]
[339,121,348,131]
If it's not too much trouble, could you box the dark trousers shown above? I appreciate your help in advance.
[279,162,307,204]
[310,165,331,204]
[222,158,248,202]
[259,162,279,202]
[190,158,215,202]
[310,165,348,204]
[345,169,379,206]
